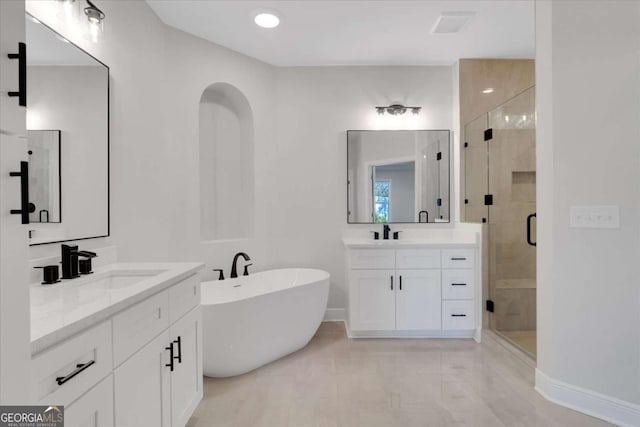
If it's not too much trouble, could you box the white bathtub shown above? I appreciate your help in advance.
[200,268,330,377]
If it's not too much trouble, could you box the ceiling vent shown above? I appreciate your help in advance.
[431,12,476,34]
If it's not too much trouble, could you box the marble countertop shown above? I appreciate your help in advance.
[30,262,204,355]
[342,237,478,248]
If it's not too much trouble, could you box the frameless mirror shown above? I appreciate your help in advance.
[28,130,61,223]
[347,130,450,224]
[26,14,109,245]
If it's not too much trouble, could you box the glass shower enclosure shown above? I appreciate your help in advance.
[463,87,537,356]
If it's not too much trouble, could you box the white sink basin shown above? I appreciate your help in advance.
[82,269,166,290]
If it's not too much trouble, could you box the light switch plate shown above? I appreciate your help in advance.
[569,205,620,229]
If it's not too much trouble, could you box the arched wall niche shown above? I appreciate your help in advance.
[199,82,255,241]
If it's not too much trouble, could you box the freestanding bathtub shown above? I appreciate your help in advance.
[200,268,330,377]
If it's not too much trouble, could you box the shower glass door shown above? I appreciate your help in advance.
[463,87,537,357]
[487,87,536,356]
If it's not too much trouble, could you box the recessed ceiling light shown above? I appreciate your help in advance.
[482,88,494,94]
[254,12,280,29]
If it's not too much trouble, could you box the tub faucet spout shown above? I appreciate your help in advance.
[230,252,251,279]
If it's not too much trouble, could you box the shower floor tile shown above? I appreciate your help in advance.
[500,330,537,356]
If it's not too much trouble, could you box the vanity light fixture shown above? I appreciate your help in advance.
[254,12,280,29]
[375,104,421,116]
[84,0,105,42]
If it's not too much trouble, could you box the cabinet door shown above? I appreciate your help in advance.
[65,375,114,427]
[0,0,30,403]
[349,270,395,331]
[169,307,203,427]
[114,330,171,427]
[395,270,441,330]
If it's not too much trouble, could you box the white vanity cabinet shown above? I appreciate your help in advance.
[31,271,202,427]
[346,243,479,339]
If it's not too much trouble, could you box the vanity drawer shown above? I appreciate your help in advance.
[169,274,200,324]
[32,321,112,406]
[350,249,395,269]
[113,290,169,367]
[442,300,475,330]
[396,249,441,269]
[441,249,475,269]
[442,270,475,300]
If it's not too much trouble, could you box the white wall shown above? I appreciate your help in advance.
[535,0,640,422]
[274,66,453,308]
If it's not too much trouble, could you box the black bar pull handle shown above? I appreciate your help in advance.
[7,42,27,107]
[451,257,467,261]
[9,161,31,224]
[173,336,182,364]
[527,213,537,247]
[451,283,467,286]
[165,342,174,371]
[390,275,393,291]
[56,360,95,386]
[399,276,402,291]
[451,314,467,317]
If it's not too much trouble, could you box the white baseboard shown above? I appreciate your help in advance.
[535,369,640,427]
[323,308,346,322]
[347,329,476,339]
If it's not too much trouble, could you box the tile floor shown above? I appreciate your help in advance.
[187,322,610,427]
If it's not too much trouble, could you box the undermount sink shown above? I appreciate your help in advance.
[81,269,167,289]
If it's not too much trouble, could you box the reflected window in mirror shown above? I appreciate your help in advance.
[347,130,450,224]
[26,13,109,245]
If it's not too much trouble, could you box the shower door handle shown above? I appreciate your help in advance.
[527,213,536,247]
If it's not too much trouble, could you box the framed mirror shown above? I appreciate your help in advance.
[26,13,109,245]
[347,130,450,224]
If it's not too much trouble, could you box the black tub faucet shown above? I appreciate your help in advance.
[383,224,391,240]
[230,252,251,279]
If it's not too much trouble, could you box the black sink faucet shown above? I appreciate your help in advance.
[383,224,391,240]
[61,244,97,280]
[230,252,251,279]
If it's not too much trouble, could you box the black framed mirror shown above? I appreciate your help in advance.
[347,130,450,224]
[26,13,109,245]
